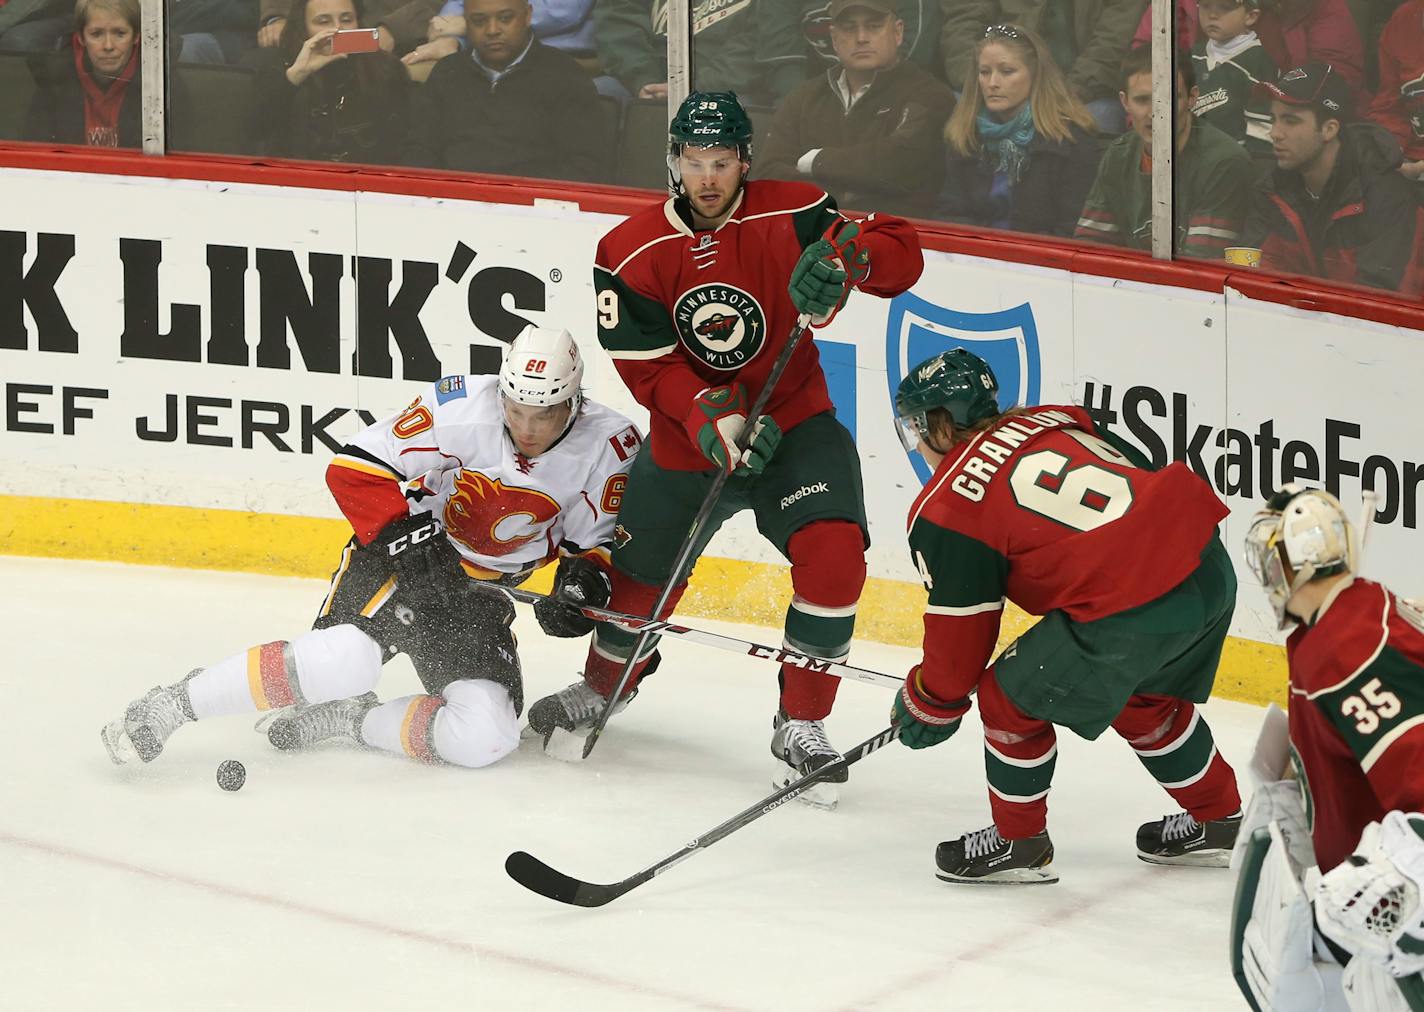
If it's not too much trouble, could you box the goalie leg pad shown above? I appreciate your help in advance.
[1231,823,1338,1012]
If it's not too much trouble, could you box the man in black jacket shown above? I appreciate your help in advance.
[405,0,606,182]
[760,0,955,218]
[1243,61,1424,295]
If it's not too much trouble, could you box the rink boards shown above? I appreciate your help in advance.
[4,163,1424,707]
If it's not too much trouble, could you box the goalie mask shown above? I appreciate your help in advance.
[893,348,1001,452]
[667,91,753,198]
[1244,485,1356,629]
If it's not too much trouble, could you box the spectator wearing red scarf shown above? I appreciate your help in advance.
[24,0,149,147]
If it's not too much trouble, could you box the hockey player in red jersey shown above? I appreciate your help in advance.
[524,90,924,806]
[1230,487,1424,1011]
[887,348,1242,883]
[101,325,639,771]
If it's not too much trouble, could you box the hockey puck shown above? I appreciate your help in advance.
[216,759,246,792]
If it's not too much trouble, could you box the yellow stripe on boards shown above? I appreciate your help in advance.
[0,494,1289,708]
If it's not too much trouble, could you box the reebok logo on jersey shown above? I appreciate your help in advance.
[780,481,829,510]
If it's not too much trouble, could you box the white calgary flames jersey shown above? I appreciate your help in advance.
[330,375,641,579]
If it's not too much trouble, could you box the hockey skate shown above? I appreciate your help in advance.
[265,693,378,751]
[524,679,634,761]
[101,671,198,765]
[1135,810,1242,867]
[770,709,847,811]
[935,825,1058,885]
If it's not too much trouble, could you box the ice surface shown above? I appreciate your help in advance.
[2,556,1260,1010]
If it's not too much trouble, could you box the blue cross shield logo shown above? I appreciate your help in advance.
[885,292,1042,484]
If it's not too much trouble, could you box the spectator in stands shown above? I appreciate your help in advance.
[937,23,1100,236]
[1133,0,1201,51]
[250,0,409,163]
[594,0,804,106]
[1243,61,1424,293]
[939,0,1149,133]
[1256,0,1365,97]
[405,0,605,181]
[400,0,601,88]
[24,0,190,146]
[1368,0,1424,180]
[760,0,956,218]
[0,0,69,53]
[801,0,942,74]
[169,0,259,63]
[1077,46,1255,257]
[261,0,427,56]
[1190,0,1276,156]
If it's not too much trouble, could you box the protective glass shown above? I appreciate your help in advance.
[894,409,928,453]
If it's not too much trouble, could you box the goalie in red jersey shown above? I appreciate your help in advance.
[887,348,1243,883]
[524,90,924,808]
[1231,487,1424,1012]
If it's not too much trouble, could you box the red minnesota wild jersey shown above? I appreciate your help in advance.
[593,179,923,470]
[907,406,1228,700]
[1286,578,1424,871]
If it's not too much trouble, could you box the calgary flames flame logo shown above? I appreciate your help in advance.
[443,470,561,558]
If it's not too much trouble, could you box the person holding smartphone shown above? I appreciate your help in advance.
[249,0,410,164]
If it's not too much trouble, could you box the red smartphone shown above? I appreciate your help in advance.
[329,28,380,54]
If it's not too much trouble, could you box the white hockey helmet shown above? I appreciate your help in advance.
[1244,484,1356,628]
[499,324,584,410]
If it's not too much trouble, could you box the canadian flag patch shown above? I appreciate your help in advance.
[608,426,643,461]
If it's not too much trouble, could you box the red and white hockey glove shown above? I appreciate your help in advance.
[686,384,782,476]
[892,665,970,750]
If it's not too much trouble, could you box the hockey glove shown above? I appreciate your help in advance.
[686,385,782,475]
[534,555,612,638]
[376,512,464,602]
[787,218,870,327]
[788,240,848,325]
[892,666,969,749]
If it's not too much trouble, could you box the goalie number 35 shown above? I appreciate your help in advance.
[1340,676,1402,735]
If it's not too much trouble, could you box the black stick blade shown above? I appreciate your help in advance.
[504,851,624,908]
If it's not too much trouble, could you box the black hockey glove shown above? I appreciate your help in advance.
[375,512,464,602]
[534,556,612,638]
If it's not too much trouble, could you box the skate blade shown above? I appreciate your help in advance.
[253,707,293,735]
[935,863,1059,885]
[101,720,137,765]
[773,762,840,811]
[1136,848,1232,868]
[541,726,591,763]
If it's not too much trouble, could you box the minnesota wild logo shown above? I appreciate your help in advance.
[673,283,766,371]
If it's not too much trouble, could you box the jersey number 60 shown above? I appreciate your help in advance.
[1008,431,1134,532]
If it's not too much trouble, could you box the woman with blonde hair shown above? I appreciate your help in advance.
[25,0,146,147]
[936,23,1102,237]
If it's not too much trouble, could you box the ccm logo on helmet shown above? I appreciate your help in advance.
[780,482,829,510]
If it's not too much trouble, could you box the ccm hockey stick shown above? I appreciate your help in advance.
[506,724,900,907]
[580,312,815,759]
[468,581,901,690]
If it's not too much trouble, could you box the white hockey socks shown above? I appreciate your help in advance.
[186,624,382,718]
[359,680,519,768]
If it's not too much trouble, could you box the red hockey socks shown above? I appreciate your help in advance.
[583,571,684,699]
[1113,696,1241,822]
[978,671,1058,839]
[778,521,865,720]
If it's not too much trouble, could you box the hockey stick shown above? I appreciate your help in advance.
[469,580,900,690]
[580,312,814,759]
[506,724,899,907]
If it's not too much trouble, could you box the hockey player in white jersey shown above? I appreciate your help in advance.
[101,325,641,770]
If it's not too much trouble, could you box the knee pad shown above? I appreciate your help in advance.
[787,521,866,606]
[290,624,383,702]
[435,680,521,769]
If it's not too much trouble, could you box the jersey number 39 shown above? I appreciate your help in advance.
[1008,430,1134,532]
